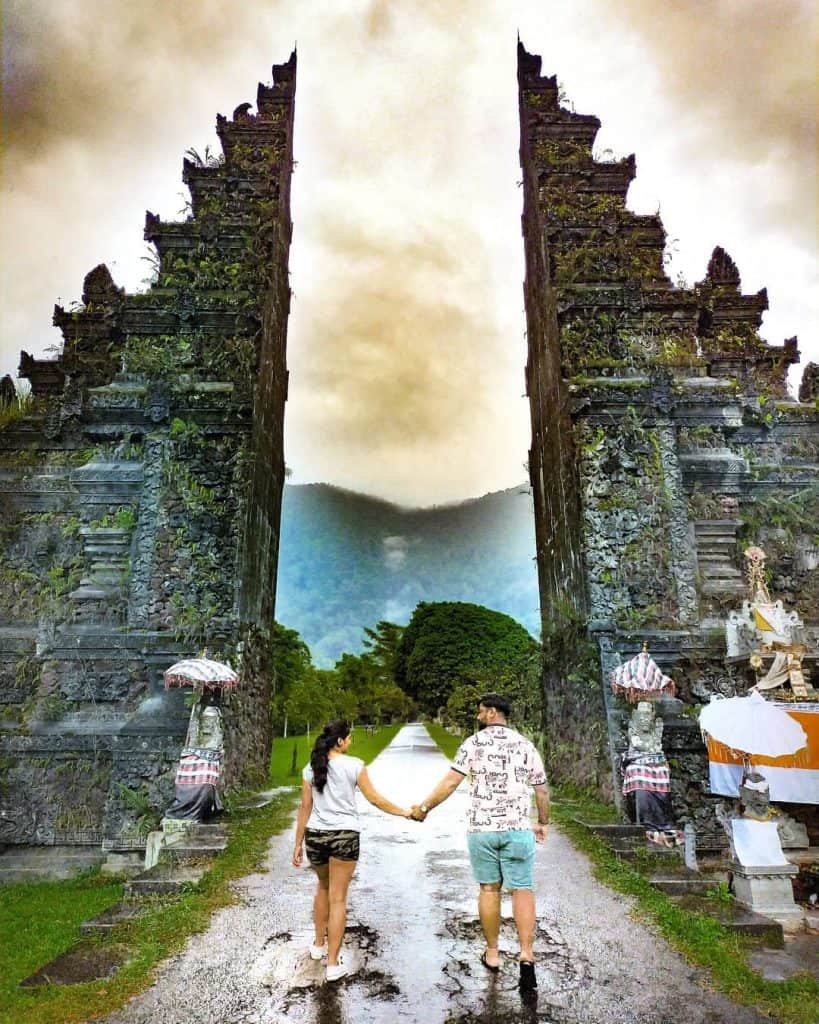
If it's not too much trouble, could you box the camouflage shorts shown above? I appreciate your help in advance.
[304,828,360,866]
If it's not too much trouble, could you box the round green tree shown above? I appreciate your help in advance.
[395,601,540,721]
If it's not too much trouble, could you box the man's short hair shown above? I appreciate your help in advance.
[479,693,511,717]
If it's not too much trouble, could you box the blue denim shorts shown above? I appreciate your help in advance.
[467,829,535,890]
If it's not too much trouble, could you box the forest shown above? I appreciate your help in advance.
[271,600,543,738]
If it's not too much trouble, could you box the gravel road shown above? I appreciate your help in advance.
[105,724,767,1024]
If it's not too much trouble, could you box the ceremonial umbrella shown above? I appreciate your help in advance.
[698,690,807,763]
[164,657,239,691]
[610,650,676,703]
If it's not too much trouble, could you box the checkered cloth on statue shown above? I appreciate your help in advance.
[175,746,221,787]
[621,753,671,795]
[610,651,675,702]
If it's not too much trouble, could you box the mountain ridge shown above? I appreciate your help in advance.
[275,482,540,666]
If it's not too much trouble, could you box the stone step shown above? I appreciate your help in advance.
[650,872,724,896]
[581,824,684,861]
[580,822,648,839]
[0,846,105,883]
[608,838,683,862]
[702,580,747,597]
[670,893,784,947]
[80,900,146,933]
[123,862,208,899]
[188,822,227,838]
[697,561,744,576]
[159,836,228,864]
[235,787,287,809]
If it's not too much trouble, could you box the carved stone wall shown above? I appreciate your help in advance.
[519,42,819,828]
[0,54,296,860]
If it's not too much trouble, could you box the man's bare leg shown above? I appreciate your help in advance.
[511,887,536,961]
[478,881,502,967]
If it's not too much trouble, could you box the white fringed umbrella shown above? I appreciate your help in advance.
[164,657,239,691]
[698,691,807,760]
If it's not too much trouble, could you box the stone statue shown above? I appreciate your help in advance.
[716,773,810,854]
[628,700,664,753]
[739,772,809,847]
[163,700,224,824]
[0,375,16,406]
[621,701,681,847]
[739,771,771,820]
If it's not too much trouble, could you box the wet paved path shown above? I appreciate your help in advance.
[106,724,766,1024]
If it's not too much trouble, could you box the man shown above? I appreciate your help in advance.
[412,694,549,992]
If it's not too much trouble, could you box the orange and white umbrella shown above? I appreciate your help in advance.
[699,691,807,759]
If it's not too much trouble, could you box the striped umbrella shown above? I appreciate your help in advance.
[610,650,676,703]
[164,657,239,690]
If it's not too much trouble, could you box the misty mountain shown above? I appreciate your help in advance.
[275,483,541,666]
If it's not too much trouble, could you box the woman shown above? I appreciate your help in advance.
[292,720,411,981]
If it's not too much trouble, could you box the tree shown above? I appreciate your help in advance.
[283,669,339,736]
[395,601,541,722]
[333,651,412,724]
[270,621,313,736]
[361,620,405,684]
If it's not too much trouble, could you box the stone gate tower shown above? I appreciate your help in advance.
[518,42,819,825]
[0,54,296,875]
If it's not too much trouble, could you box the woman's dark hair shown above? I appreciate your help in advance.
[310,720,351,793]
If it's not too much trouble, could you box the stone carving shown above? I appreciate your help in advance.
[798,362,819,403]
[144,383,171,423]
[628,700,664,753]
[726,606,758,659]
[705,246,741,288]
[657,426,699,623]
[0,375,15,405]
[81,263,124,306]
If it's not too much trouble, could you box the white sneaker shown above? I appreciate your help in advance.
[309,943,327,960]
[325,954,351,982]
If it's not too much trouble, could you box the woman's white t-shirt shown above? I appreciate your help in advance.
[302,754,364,831]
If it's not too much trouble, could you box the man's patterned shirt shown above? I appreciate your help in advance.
[451,725,547,832]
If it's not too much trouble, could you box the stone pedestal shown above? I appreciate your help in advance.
[731,861,804,932]
[144,817,199,869]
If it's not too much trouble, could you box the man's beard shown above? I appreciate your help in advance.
[477,721,487,731]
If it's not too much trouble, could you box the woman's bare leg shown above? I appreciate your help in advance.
[312,864,330,946]
[327,857,357,965]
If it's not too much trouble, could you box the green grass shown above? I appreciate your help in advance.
[0,792,297,1024]
[423,720,462,759]
[552,790,819,1024]
[269,723,403,786]
[0,873,123,1017]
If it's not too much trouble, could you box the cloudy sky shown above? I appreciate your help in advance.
[2,0,816,506]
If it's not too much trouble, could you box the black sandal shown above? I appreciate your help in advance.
[519,960,537,991]
[480,951,500,973]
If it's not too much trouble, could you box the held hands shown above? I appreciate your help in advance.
[409,804,428,822]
